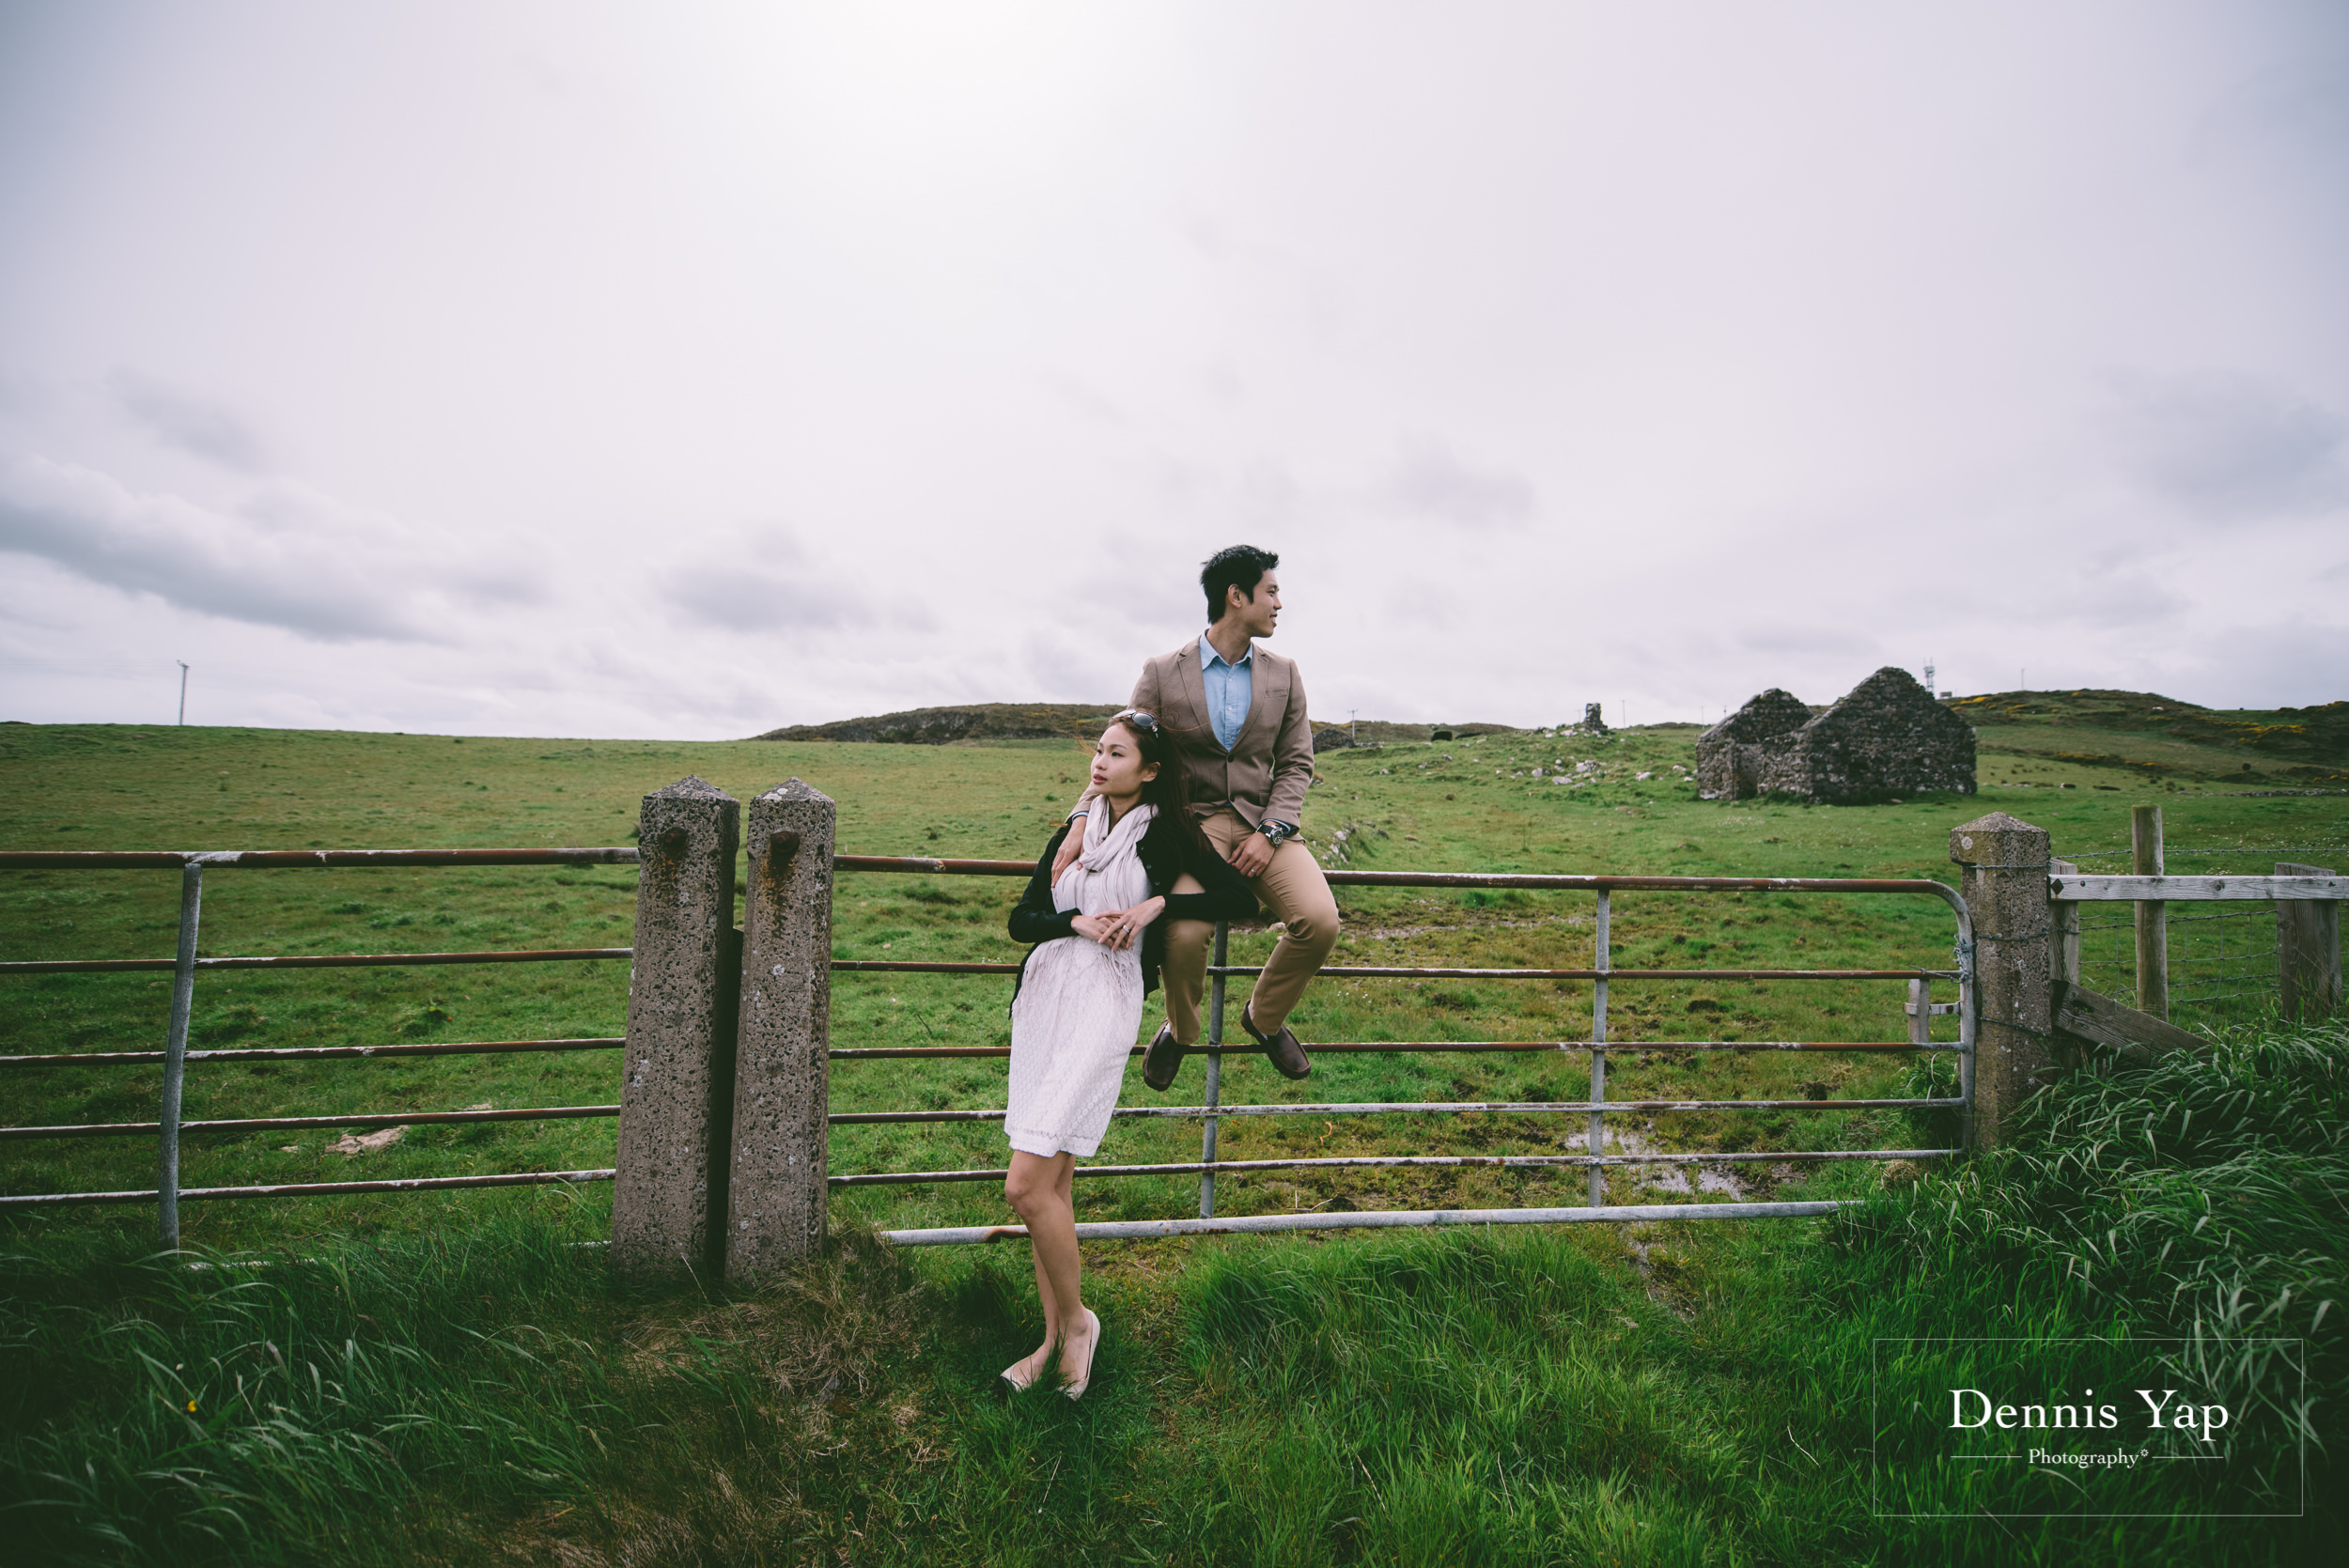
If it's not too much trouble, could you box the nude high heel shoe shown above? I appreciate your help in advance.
[999,1343,1048,1396]
[1060,1308,1101,1401]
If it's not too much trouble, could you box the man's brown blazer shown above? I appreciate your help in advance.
[1133,640,1315,830]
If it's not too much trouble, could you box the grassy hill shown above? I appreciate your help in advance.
[3,712,2343,1564]
[1956,688,2349,788]
[752,702,1122,744]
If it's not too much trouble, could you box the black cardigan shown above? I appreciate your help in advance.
[1007,811,1261,1001]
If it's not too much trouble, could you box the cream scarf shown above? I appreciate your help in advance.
[1052,800,1156,920]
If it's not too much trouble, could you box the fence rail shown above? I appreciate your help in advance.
[2,847,643,1240]
[4,837,1977,1240]
[9,812,2336,1261]
[823,854,1977,1229]
[2049,874,2349,901]
[0,1037,622,1067]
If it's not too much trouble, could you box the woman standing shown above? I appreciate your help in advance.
[1000,710,1256,1398]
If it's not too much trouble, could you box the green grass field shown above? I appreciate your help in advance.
[3,713,2344,1564]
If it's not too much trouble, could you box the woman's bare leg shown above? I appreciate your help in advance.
[1004,1151,1084,1383]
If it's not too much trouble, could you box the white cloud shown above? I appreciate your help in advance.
[109,369,270,471]
[0,453,536,642]
[0,1,2343,733]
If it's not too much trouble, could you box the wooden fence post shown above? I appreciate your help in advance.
[2051,860,2081,987]
[2133,804,2168,1020]
[1952,812,2055,1146]
[2277,861,2341,1023]
[613,777,741,1275]
[725,779,837,1278]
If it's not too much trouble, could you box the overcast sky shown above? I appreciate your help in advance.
[3,2,2344,738]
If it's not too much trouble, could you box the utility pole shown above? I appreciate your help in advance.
[1348,707,1357,744]
[177,661,189,725]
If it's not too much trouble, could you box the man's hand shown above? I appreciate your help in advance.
[1225,830,1276,878]
[1050,822,1085,885]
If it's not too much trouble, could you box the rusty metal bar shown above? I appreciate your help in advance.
[882,1199,1859,1245]
[159,862,202,1250]
[831,1147,1960,1186]
[3,946,631,975]
[1590,888,1610,1205]
[827,959,1947,980]
[833,854,1034,877]
[4,1103,618,1141]
[1214,965,1944,980]
[10,957,1942,984]
[0,847,642,869]
[1,1037,622,1068]
[832,858,1962,895]
[4,848,1985,895]
[0,1168,618,1208]
[831,1094,1961,1125]
[822,1038,1948,1059]
[1201,921,1227,1218]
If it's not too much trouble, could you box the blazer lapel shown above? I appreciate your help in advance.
[1237,650,1286,756]
[1171,643,1221,753]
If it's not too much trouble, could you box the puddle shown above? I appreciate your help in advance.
[1602,1121,1783,1199]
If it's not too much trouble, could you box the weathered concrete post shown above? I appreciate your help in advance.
[725,779,837,1279]
[1951,812,2055,1146]
[613,777,740,1275]
[2278,862,2342,1022]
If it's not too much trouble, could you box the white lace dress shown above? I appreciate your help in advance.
[1004,802,1155,1158]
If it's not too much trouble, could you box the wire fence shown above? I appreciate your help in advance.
[2056,842,2345,1031]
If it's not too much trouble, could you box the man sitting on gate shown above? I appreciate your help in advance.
[1055,543,1336,1088]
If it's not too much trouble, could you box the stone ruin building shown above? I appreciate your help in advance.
[1697,667,1975,802]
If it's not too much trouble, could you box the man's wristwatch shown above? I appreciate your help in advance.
[1257,820,1295,847]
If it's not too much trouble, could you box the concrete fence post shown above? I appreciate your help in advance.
[2277,862,2341,1023]
[1951,812,2055,1146]
[613,777,741,1275]
[725,779,837,1279]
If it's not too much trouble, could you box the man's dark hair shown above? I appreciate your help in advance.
[1201,545,1280,623]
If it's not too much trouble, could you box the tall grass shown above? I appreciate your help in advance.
[1853,1022,2345,1480]
[0,1203,943,1565]
[8,1023,2343,1566]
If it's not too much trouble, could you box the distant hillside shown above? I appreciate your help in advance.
[751,704,1552,748]
[751,703,1122,744]
[1952,689,2349,785]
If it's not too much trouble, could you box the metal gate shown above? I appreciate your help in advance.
[824,855,1974,1244]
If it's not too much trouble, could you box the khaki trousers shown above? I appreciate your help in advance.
[1160,810,1340,1043]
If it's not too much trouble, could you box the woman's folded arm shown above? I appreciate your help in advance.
[1007,828,1081,944]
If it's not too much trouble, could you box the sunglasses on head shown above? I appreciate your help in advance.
[1113,708,1159,732]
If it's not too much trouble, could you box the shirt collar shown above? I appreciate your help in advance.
[1198,630,1252,670]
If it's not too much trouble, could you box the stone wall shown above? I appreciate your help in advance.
[1769,667,1976,801]
[1700,670,1975,802]
[1696,689,1812,800]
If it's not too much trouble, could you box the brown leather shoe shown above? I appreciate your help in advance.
[1142,1023,1185,1092]
[1240,1003,1312,1080]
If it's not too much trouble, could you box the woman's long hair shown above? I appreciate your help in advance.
[1105,712,1209,857]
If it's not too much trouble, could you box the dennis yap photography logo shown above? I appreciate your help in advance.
[1872,1338,2306,1519]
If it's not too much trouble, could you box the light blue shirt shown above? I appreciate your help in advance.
[1199,631,1252,752]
